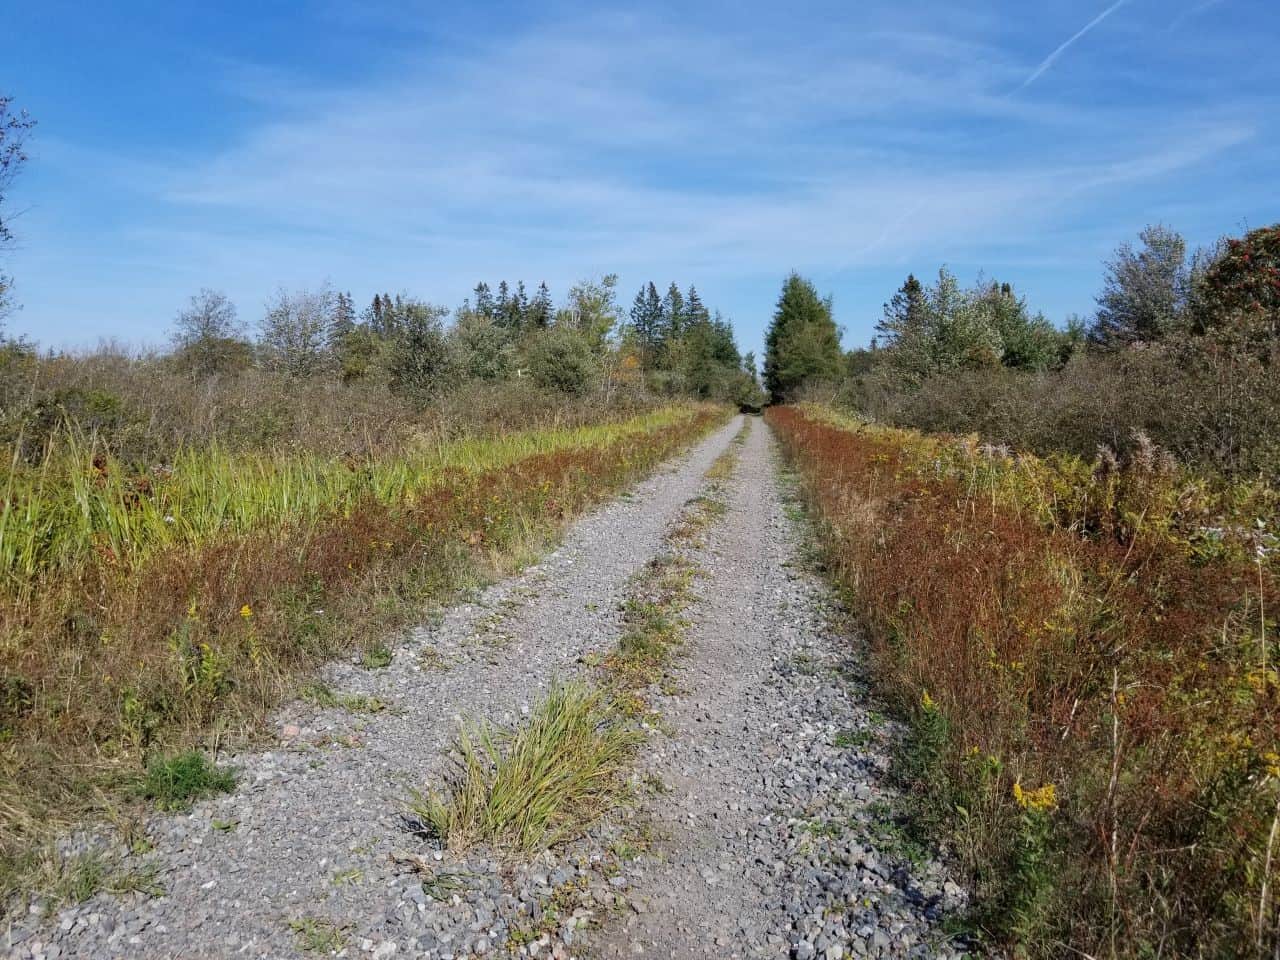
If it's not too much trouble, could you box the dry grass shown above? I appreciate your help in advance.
[768,403,1280,958]
[0,402,730,909]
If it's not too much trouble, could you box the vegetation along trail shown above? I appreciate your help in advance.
[6,414,969,960]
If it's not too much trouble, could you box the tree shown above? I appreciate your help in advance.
[558,274,620,352]
[875,274,930,379]
[660,283,686,356]
[450,309,513,380]
[387,301,451,402]
[331,291,357,345]
[972,280,1060,372]
[171,289,250,376]
[1091,225,1190,349]
[0,96,35,323]
[1194,224,1280,353]
[473,282,495,320]
[763,273,843,401]
[527,326,596,395]
[527,282,553,329]
[259,287,336,377]
[629,282,664,366]
[0,96,35,247]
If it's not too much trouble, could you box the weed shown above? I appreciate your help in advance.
[299,682,386,714]
[361,646,393,669]
[138,751,236,812]
[411,681,640,853]
[287,916,349,954]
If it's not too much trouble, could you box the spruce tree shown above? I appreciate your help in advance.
[763,273,842,402]
[528,282,553,329]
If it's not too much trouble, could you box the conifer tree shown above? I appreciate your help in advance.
[763,273,842,402]
[527,282,553,329]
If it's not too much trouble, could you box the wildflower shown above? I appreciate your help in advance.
[240,604,253,620]
[1264,752,1280,779]
[920,690,936,710]
[1013,780,1057,812]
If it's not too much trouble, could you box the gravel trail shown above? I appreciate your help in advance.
[8,413,971,960]
[8,417,744,960]
[583,419,969,960]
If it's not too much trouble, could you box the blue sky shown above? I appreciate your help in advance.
[3,0,1277,359]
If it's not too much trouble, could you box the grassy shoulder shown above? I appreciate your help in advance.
[0,402,731,911]
[767,403,1280,959]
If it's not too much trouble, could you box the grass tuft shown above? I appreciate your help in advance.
[411,681,640,853]
[138,750,236,812]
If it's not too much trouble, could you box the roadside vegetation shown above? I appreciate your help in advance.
[765,226,1280,956]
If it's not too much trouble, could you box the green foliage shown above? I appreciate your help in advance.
[387,301,452,403]
[527,326,597,395]
[1195,224,1280,352]
[1090,225,1192,349]
[763,272,843,401]
[139,751,236,811]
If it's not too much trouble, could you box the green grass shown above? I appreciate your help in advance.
[287,916,349,953]
[411,681,640,853]
[138,750,236,811]
[360,645,393,669]
[299,681,386,714]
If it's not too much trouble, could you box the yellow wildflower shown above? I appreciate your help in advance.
[1263,752,1280,779]
[921,690,936,710]
[1013,780,1057,812]
[240,604,253,620]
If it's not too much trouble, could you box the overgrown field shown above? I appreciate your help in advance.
[0,402,728,897]
[768,404,1280,958]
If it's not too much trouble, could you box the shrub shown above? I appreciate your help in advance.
[526,326,596,395]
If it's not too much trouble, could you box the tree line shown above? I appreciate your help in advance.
[763,221,1280,476]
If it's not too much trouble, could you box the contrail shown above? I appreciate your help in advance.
[1020,0,1131,89]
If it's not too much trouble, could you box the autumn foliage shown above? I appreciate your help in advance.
[768,404,1280,958]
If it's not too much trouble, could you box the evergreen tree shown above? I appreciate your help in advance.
[629,282,664,365]
[330,291,357,347]
[473,282,495,320]
[660,283,686,356]
[527,282,553,329]
[763,273,842,402]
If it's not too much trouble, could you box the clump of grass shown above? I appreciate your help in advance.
[299,681,386,714]
[411,681,640,853]
[287,916,349,953]
[361,645,393,669]
[138,750,236,812]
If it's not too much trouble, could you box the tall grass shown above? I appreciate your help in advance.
[412,681,640,853]
[0,402,728,906]
[0,407,698,589]
[768,403,1279,958]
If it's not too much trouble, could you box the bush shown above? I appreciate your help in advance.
[526,326,597,395]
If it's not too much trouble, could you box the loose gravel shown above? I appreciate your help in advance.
[6,414,973,960]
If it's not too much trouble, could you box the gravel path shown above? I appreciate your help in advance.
[7,417,744,960]
[583,419,970,960]
[7,414,972,960]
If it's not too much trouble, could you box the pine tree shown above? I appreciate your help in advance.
[661,283,686,354]
[763,273,842,402]
[330,291,356,347]
[473,282,495,320]
[629,282,664,365]
[527,282,552,329]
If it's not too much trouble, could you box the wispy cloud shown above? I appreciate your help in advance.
[1020,0,1131,90]
[1169,0,1228,31]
